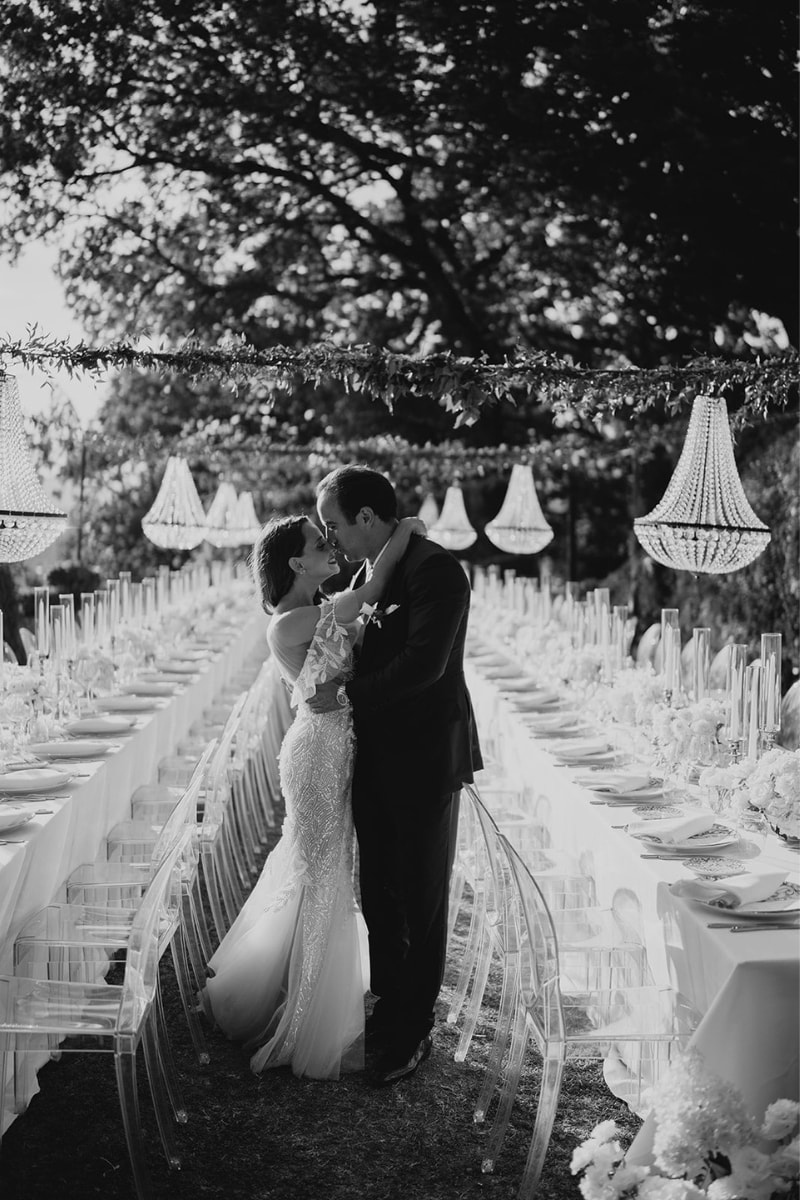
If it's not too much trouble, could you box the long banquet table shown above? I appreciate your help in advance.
[0,609,268,1131]
[466,660,800,1131]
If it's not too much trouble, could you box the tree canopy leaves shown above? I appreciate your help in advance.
[1,0,796,365]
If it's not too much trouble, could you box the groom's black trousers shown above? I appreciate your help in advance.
[352,768,461,1048]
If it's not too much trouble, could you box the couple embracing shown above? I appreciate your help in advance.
[204,466,482,1086]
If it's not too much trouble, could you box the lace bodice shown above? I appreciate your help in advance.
[268,599,355,709]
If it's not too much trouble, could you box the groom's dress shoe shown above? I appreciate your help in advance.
[372,1035,433,1086]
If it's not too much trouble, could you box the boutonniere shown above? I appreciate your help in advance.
[359,602,400,629]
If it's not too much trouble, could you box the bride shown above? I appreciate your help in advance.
[203,512,424,1079]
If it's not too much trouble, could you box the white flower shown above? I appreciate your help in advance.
[762,1099,800,1142]
[638,1178,705,1199]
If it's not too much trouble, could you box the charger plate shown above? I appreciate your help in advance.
[97,696,162,713]
[0,768,72,794]
[66,716,136,736]
[0,806,36,832]
[27,739,118,759]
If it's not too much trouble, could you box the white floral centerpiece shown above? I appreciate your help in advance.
[651,698,728,772]
[740,747,800,840]
[605,667,666,730]
[571,1050,799,1199]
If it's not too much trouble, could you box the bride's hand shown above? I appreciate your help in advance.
[393,516,426,545]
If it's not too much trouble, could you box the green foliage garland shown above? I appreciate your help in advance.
[1,331,795,429]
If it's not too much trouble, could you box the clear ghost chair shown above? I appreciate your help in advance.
[31,742,219,1067]
[778,680,800,750]
[451,790,648,1080]
[0,833,192,1199]
[480,834,700,1197]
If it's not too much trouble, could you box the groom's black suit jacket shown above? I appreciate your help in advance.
[346,534,482,796]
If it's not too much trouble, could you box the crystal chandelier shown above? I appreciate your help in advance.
[634,394,770,574]
[418,493,440,528]
[0,373,68,562]
[427,484,477,551]
[484,463,554,555]
[232,491,262,546]
[205,481,245,548]
[142,456,207,550]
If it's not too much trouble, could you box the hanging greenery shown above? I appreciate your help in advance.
[1,330,795,429]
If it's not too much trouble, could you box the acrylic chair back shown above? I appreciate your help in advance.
[778,681,800,750]
[122,830,191,1030]
[205,693,247,811]
[147,739,217,873]
[500,834,565,1049]
[634,623,660,668]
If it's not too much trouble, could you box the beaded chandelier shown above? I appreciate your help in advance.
[142,455,207,550]
[0,373,68,562]
[427,484,477,551]
[634,394,770,574]
[231,491,262,547]
[205,481,245,549]
[418,493,440,528]
[484,463,554,555]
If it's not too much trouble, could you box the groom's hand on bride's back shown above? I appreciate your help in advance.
[306,679,343,713]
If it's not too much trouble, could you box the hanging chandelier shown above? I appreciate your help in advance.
[232,491,262,546]
[0,373,68,562]
[418,493,440,528]
[484,463,554,555]
[142,455,207,550]
[205,481,246,548]
[427,484,477,551]
[634,394,770,574]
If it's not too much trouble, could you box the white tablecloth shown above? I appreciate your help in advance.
[0,611,268,1129]
[467,663,800,1125]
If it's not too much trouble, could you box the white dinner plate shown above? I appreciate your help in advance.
[0,768,73,794]
[66,716,136,736]
[587,786,668,804]
[689,880,800,918]
[138,671,191,684]
[0,806,37,832]
[97,696,162,713]
[633,823,738,852]
[121,682,178,697]
[511,693,562,712]
[26,739,119,759]
[550,738,611,763]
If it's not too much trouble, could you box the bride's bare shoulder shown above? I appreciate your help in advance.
[268,605,321,649]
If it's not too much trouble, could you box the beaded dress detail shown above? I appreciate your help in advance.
[205,599,367,1079]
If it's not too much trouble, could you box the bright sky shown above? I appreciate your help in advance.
[0,244,107,425]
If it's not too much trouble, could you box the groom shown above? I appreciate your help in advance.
[311,465,483,1086]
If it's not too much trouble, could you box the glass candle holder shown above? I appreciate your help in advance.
[692,627,711,701]
[759,633,781,749]
[725,644,748,758]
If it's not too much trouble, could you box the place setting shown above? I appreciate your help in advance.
[624,809,741,858]
[0,765,75,800]
[669,869,800,933]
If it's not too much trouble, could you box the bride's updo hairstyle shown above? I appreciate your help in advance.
[250,515,308,613]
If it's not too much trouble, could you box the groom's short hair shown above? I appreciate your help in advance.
[317,465,397,523]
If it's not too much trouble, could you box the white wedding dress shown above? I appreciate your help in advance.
[204,600,368,1079]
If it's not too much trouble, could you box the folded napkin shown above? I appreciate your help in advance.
[575,772,652,795]
[627,811,717,845]
[671,871,787,909]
